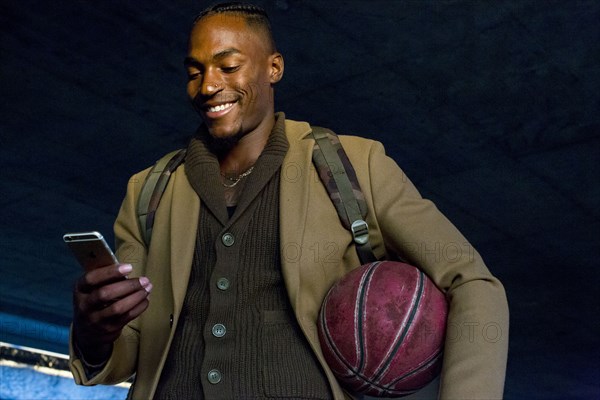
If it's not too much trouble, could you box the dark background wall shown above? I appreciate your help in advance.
[1,1,598,398]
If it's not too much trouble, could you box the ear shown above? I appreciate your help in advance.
[269,52,284,84]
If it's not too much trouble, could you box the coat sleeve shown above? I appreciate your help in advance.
[365,141,509,399]
[69,169,150,386]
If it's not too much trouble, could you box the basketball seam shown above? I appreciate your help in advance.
[319,293,354,376]
[369,269,425,387]
[318,262,381,379]
[356,261,381,374]
[380,349,444,395]
[351,267,427,395]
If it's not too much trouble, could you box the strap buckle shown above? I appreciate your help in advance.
[351,219,369,245]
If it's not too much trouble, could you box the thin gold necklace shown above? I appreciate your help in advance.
[221,166,255,188]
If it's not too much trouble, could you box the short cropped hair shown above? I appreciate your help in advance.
[193,2,277,52]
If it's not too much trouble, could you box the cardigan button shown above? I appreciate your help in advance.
[221,233,235,247]
[217,277,230,290]
[207,369,222,384]
[212,323,226,338]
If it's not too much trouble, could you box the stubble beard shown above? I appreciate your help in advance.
[198,124,246,159]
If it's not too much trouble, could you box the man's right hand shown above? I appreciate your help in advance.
[72,263,152,365]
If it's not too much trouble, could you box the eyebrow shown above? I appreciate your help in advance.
[184,48,242,67]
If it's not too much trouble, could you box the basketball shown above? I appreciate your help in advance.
[317,261,448,397]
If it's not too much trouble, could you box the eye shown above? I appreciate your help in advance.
[221,65,240,73]
[187,71,202,80]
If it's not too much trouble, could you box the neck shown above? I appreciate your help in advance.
[218,114,275,175]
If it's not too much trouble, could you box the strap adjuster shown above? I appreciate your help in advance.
[351,219,369,245]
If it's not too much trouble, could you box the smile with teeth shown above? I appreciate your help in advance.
[207,102,235,113]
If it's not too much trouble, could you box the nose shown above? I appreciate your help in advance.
[199,68,222,96]
[204,83,220,94]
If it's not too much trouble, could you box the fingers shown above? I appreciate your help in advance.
[92,277,151,308]
[76,263,132,293]
[76,276,152,315]
[72,260,154,350]
[73,277,153,346]
[84,288,151,340]
[99,287,151,325]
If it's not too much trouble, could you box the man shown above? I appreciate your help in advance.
[70,3,509,399]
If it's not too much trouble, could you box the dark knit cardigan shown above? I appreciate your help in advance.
[154,115,332,399]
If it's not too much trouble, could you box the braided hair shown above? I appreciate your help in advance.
[193,2,277,52]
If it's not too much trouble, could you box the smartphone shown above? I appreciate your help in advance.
[63,231,119,272]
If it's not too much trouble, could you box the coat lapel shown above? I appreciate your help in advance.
[168,166,200,319]
[279,119,313,312]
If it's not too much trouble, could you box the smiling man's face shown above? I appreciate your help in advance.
[185,13,283,143]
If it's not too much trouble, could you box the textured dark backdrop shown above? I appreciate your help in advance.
[1,1,599,398]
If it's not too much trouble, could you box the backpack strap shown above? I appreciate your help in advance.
[311,126,377,264]
[137,149,187,246]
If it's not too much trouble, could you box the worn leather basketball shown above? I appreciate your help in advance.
[317,261,448,397]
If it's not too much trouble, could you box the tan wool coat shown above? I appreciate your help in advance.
[70,118,509,399]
